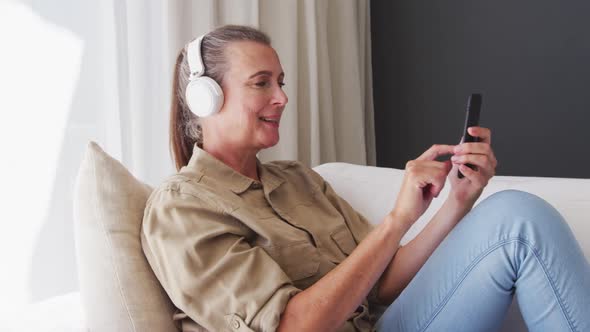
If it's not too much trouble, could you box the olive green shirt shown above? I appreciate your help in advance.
[141,145,379,332]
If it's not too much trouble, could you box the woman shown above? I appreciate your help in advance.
[141,25,590,332]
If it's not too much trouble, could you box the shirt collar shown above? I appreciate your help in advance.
[257,158,285,195]
[186,143,284,195]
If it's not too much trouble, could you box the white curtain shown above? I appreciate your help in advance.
[0,0,374,314]
[105,0,376,183]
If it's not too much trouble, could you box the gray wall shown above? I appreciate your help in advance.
[371,1,590,178]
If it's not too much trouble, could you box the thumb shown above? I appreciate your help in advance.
[431,181,445,198]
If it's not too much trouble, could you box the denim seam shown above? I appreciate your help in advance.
[520,239,577,332]
[419,237,576,332]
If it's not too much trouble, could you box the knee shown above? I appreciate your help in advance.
[481,190,548,212]
[475,190,567,232]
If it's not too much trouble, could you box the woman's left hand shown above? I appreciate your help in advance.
[448,126,497,206]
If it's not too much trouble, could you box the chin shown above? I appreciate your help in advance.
[260,136,280,149]
[263,140,279,149]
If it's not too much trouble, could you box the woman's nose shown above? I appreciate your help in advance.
[272,86,288,106]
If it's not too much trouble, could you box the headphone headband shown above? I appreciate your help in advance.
[186,35,205,80]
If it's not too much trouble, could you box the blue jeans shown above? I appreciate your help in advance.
[376,190,590,332]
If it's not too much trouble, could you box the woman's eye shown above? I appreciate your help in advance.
[253,81,285,88]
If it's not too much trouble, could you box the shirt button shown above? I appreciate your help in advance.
[232,319,240,329]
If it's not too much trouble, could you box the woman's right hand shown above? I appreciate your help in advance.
[390,144,456,227]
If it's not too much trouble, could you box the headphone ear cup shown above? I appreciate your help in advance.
[185,76,224,117]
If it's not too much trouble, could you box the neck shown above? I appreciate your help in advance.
[202,138,260,182]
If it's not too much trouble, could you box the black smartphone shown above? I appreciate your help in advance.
[458,93,482,179]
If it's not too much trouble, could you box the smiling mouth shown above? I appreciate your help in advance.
[259,117,279,124]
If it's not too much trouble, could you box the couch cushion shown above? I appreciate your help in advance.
[73,141,178,332]
[313,162,590,332]
[313,162,590,258]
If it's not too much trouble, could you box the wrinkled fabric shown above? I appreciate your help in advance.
[142,144,377,331]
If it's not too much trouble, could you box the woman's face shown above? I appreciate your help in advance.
[214,41,288,152]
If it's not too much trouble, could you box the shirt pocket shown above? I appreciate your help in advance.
[330,224,357,256]
[264,240,320,281]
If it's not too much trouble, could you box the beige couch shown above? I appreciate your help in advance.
[72,142,590,332]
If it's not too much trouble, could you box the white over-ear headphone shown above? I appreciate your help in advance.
[185,35,224,117]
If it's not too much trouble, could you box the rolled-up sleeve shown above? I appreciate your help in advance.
[141,187,300,332]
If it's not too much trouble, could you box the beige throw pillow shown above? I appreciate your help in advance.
[73,141,179,332]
